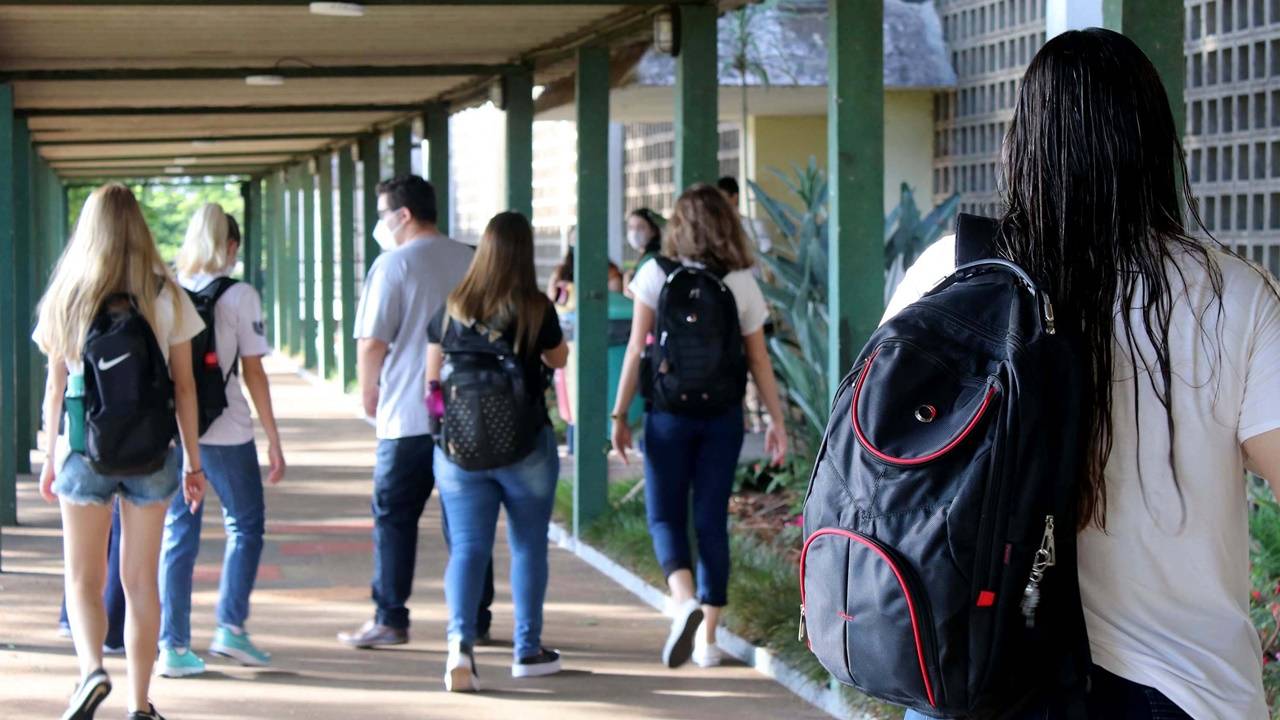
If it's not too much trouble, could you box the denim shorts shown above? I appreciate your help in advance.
[54,445,180,507]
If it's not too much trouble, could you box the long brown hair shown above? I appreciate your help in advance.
[665,183,754,272]
[35,184,178,361]
[446,211,546,354]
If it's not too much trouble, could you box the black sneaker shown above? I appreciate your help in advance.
[127,703,166,720]
[512,647,562,678]
[60,668,111,720]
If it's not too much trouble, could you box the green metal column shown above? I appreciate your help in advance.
[425,103,451,236]
[301,164,318,370]
[240,181,255,286]
[826,0,884,397]
[318,153,337,379]
[264,173,280,347]
[285,167,302,356]
[573,47,610,535]
[674,4,719,191]
[338,146,358,391]
[0,84,17,525]
[393,122,413,177]
[12,119,33,475]
[505,65,534,218]
[1103,0,1184,133]
[359,134,381,274]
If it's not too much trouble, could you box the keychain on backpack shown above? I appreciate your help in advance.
[1020,515,1057,628]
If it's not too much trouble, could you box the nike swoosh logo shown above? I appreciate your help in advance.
[96,353,130,372]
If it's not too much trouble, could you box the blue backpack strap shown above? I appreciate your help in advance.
[955,213,1000,265]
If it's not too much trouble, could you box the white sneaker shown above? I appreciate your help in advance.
[444,640,480,693]
[692,642,724,668]
[662,599,703,669]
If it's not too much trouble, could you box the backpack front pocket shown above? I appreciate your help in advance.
[800,527,941,709]
[851,340,997,466]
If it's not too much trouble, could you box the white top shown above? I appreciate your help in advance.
[179,272,271,446]
[885,235,1280,720]
[629,257,770,336]
[34,283,205,375]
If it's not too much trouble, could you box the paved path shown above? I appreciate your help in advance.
[0,358,826,720]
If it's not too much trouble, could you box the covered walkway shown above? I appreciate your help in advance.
[0,357,827,720]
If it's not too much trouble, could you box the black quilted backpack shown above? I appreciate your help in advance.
[438,317,542,471]
[799,215,1091,718]
[641,257,747,416]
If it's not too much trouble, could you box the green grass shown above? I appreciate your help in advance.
[553,476,901,718]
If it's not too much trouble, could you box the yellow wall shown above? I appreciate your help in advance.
[745,89,935,218]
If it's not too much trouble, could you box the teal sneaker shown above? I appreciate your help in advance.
[156,647,206,678]
[209,626,271,667]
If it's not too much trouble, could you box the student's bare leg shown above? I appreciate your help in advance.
[61,500,113,681]
[118,498,168,712]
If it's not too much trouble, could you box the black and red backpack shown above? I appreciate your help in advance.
[186,277,239,436]
[799,214,1091,718]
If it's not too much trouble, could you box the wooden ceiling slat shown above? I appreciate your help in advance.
[13,78,459,110]
[42,140,334,159]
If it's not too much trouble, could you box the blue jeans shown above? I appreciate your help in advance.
[160,441,265,648]
[59,500,125,649]
[643,407,744,607]
[902,665,1190,720]
[372,435,493,632]
[434,426,558,659]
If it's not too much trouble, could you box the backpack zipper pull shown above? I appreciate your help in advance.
[1019,515,1056,628]
[798,604,807,642]
[1041,293,1057,335]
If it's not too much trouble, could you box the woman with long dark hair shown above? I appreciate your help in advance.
[888,29,1280,718]
[426,211,569,692]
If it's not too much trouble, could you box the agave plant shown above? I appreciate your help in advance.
[750,159,960,449]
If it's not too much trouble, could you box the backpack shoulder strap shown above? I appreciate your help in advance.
[954,213,1000,265]
[653,256,680,276]
[194,276,238,304]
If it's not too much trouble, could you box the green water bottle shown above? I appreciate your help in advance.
[66,372,86,454]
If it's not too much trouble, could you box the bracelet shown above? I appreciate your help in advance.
[184,468,205,477]
[610,412,626,420]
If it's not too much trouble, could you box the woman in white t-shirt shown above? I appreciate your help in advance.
[33,184,206,720]
[157,204,286,679]
[893,30,1280,720]
[611,183,789,670]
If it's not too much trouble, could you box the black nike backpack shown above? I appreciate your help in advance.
[439,318,543,471]
[799,215,1091,718]
[81,293,177,475]
[641,257,748,416]
[186,277,240,436]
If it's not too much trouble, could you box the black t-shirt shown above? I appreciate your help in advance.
[427,296,564,419]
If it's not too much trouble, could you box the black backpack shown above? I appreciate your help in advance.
[799,215,1091,718]
[81,293,177,475]
[641,257,748,416]
[439,317,543,471]
[187,277,239,436]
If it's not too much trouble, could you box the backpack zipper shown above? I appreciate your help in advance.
[1019,515,1056,628]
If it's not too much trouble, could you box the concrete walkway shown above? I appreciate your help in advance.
[0,358,826,720]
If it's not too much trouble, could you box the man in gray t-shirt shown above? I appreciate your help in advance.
[338,175,494,648]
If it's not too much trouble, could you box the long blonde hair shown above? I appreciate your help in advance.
[665,183,755,272]
[446,211,545,354]
[34,184,177,361]
[176,202,231,277]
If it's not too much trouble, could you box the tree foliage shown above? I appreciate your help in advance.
[67,181,245,263]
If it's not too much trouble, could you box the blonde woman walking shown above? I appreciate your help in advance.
[34,184,206,720]
[157,204,285,678]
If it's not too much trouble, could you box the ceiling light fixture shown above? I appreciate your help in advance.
[245,74,286,86]
[653,8,680,56]
[309,2,365,17]
[531,85,546,101]
[165,166,185,175]
[191,140,216,148]
[173,156,197,164]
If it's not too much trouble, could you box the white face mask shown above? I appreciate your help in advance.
[372,213,403,252]
[626,229,649,252]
